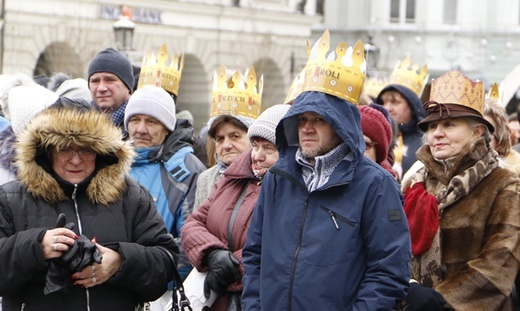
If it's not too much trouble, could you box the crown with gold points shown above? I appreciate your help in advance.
[137,44,184,96]
[363,77,388,99]
[486,83,502,103]
[390,56,429,97]
[298,29,366,105]
[211,65,263,120]
[428,70,485,114]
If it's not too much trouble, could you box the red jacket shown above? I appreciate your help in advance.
[181,149,261,310]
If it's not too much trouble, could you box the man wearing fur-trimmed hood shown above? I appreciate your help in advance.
[0,97,178,310]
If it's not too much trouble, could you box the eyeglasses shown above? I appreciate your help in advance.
[56,147,97,161]
[365,140,378,151]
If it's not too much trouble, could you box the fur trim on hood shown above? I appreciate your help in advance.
[15,106,135,205]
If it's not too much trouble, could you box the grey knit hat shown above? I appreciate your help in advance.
[88,47,134,93]
[248,104,290,145]
[124,85,176,132]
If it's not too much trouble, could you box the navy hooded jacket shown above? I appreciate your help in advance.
[377,84,426,174]
[242,92,411,310]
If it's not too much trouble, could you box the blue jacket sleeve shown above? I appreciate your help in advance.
[352,175,411,310]
[241,175,268,311]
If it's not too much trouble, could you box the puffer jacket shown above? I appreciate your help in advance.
[181,149,261,311]
[0,104,178,311]
[130,119,206,279]
[242,91,411,311]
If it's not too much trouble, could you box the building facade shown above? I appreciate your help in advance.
[319,0,520,111]
[1,0,321,131]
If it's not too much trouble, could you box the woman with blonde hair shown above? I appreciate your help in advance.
[401,71,520,311]
[483,98,520,175]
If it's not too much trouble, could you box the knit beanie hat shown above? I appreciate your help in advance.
[248,104,291,145]
[55,78,92,102]
[124,85,176,132]
[9,84,59,134]
[359,104,392,164]
[88,47,134,93]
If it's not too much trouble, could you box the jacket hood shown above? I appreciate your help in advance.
[376,84,426,122]
[138,119,197,162]
[15,106,135,205]
[276,91,365,161]
[160,119,196,160]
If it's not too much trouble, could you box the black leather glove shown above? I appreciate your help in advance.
[203,249,241,299]
[44,213,102,295]
[405,283,446,311]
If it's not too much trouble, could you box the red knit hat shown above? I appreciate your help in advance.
[359,104,392,164]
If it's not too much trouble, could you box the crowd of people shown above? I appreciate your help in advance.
[0,29,518,311]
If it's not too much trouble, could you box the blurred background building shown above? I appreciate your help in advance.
[1,0,520,132]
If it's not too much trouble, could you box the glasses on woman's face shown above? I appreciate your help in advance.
[56,147,97,161]
[364,139,378,151]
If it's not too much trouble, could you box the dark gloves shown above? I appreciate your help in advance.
[203,249,241,299]
[44,213,102,295]
[404,283,446,311]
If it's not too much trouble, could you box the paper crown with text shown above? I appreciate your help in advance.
[137,44,184,96]
[211,65,263,119]
[389,56,429,97]
[287,30,366,105]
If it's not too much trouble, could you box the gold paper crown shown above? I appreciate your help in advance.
[363,77,388,99]
[428,70,485,114]
[211,65,263,119]
[298,29,366,105]
[390,56,429,97]
[486,83,502,104]
[137,44,184,96]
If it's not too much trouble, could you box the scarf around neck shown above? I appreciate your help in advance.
[404,138,499,287]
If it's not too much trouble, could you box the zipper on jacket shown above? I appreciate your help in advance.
[72,184,90,311]
[287,197,310,311]
[319,206,356,230]
[71,184,83,235]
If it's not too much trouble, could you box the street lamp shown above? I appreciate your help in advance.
[363,36,380,76]
[113,16,135,52]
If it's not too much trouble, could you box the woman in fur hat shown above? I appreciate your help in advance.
[0,97,178,310]
[401,71,520,311]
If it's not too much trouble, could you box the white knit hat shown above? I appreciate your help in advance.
[124,85,177,131]
[9,84,59,134]
[247,104,290,145]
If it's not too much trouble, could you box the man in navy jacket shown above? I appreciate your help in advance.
[242,91,411,310]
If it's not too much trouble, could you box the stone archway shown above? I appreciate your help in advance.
[253,58,286,110]
[176,53,210,134]
[33,42,83,79]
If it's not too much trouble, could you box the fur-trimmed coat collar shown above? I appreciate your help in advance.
[15,107,135,205]
[406,138,520,310]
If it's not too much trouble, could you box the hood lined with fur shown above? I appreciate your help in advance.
[15,107,135,205]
